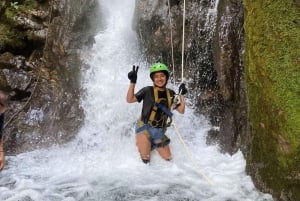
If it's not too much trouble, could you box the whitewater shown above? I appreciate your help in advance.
[0,0,273,200]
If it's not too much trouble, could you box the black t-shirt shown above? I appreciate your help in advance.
[135,86,175,123]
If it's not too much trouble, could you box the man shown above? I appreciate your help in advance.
[126,63,187,164]
[0,91,7,171]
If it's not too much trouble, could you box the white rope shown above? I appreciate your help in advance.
[181,0,186,81]
[167,0,212,184]
[172,122,214,186]
[167,0,176,85]
[167,0,213,187]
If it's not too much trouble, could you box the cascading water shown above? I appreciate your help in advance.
[0,0,274,200]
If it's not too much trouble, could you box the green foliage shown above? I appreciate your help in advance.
[5,0,36,20]
[0,23,25,49]
[10,2,19,10]
[5,6,17,21]
[244,0,300,199]
[0,0,36,52]
[1,1,6,9]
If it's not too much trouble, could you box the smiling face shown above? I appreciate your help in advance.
[152,71,167,88]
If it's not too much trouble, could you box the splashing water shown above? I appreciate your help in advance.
[0,0,273,200]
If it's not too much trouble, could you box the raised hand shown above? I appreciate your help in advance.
[128,65,139,84]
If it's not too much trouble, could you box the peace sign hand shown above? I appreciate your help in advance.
[128,65,139,84]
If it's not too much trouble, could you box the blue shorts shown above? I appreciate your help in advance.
[136,120,170,150]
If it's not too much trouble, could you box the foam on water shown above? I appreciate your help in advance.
[0,0,273,200]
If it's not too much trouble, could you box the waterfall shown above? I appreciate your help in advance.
[0,0,273,200]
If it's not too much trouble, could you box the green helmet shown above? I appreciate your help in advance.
[149,63,170,80]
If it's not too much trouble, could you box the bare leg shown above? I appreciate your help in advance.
[0,139,5,170]
[157,145,172,161]
[136,133,151,163]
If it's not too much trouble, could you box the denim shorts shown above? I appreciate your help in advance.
[136,120,170,150]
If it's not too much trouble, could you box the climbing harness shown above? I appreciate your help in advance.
[136,119,171,150]
[136,86,174,150]
[148,87,173,128]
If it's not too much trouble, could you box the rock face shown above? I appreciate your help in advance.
[213,0,247,154]
[0,0,99,154]
[134,0,299,200]
[243,1,300,200]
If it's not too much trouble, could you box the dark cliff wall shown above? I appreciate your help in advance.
[0,0,99,154]
[213,0,246,154]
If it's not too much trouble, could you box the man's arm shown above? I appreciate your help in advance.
[126,83,137,103]
[175,95,185,114]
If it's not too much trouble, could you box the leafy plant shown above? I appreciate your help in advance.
[10,2,19,10]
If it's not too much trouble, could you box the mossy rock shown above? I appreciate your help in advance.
[0,23,26,51]
[244,0,300,199]
[0,0,37,53]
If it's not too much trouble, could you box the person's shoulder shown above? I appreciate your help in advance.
[141,86,153,92]
[136,86,153,95]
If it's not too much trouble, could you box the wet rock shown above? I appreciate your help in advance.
[213,0,246,154]
[28,9,49,19]
[0,52,15,69]
[2,69,32,90]
[27,28,48,41]
[15,16,43,29]
[2,0,100,154]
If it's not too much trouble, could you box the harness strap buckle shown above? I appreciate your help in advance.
[166,117,172,127]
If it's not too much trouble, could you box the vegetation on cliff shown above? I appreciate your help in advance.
[0,0,37,53]
[244,0,300,199]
